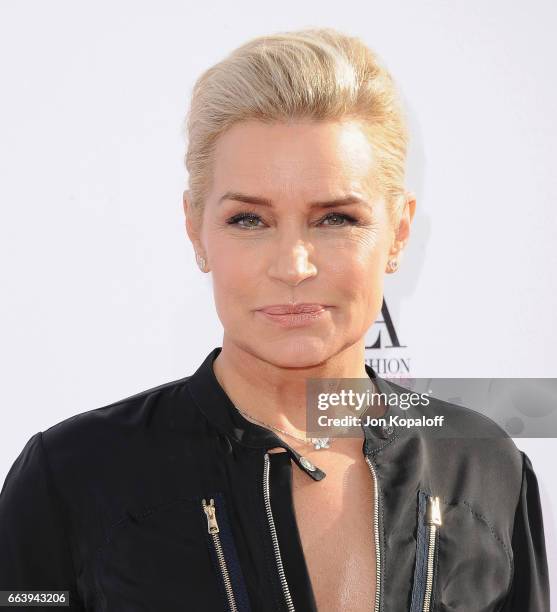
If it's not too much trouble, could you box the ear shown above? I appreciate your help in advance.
[182,189,207,262]
[388,191,416,260]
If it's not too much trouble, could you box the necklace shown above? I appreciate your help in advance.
[234,404,332,450]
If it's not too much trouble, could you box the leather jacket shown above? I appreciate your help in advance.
[0,346,550,611]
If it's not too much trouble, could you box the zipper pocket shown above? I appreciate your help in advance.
[365,455,382,612]
[201,494,252,612]
[410,492,443,612]
[263,453,296,612]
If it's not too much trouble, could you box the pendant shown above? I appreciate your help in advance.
[310,437,330,450]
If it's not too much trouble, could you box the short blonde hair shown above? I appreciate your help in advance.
[184,27,409,223]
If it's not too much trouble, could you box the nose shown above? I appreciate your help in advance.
[267,238,317,286]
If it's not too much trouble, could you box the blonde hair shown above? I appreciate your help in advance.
[184,27,409,223]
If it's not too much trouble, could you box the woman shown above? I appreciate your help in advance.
[0,28,549,612]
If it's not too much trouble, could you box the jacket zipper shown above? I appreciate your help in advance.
[202,497,240,612]
[263,453,296,612]
[365,455,382,612]
[422,495,442,612]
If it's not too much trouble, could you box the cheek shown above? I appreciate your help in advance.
[322,233,385,292]
[209,240,262,313]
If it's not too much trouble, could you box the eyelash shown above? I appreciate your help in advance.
[225,210,359,229]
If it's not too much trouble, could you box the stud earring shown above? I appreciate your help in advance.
[386,258,399,273]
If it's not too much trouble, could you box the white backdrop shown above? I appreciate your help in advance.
[1,0,555,603]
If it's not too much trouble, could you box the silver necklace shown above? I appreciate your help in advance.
[234,404,332,450]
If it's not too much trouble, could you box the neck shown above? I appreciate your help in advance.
[212,337,374,445]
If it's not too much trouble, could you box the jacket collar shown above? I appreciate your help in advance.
[185,347,408,480]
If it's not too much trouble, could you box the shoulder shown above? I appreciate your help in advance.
[15,374,198,489]
[43,374,192,440]
[388,379,525,488]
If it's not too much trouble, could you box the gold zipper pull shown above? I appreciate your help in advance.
[427,495,442,526]
[202,498,220,534]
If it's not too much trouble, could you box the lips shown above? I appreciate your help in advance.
[259,303,327,315]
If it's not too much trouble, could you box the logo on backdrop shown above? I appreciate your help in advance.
[365,298,411,377]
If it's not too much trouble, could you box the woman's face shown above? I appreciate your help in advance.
[185,119,414,368]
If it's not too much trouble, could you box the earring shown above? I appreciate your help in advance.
[196,253,207,272]
[386,258,399,273]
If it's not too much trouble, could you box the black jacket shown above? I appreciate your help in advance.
[0,346,550,611]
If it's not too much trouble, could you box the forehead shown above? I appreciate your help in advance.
[209,119,379,200]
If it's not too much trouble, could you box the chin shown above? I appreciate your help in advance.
[256,336,335,369]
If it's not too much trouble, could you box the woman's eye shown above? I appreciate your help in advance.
[226,212,264,229]
[320,212,358,226]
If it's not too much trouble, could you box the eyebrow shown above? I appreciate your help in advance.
[218,191,369,209]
